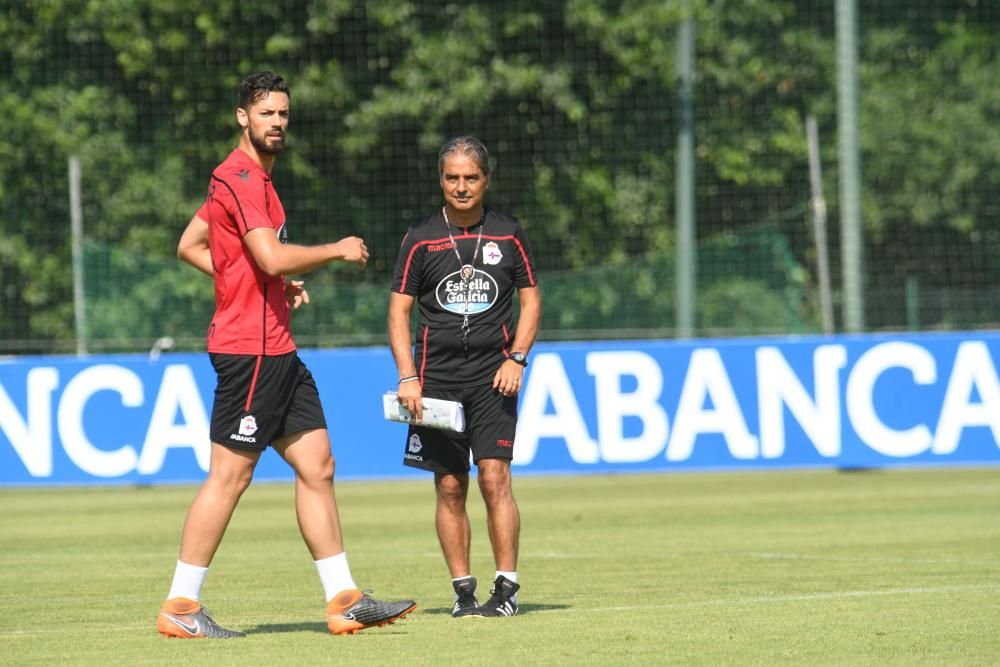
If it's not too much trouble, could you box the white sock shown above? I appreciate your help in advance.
[495,570,518,603]
[315,552,357,602]
[495,570,517,584]
[167,560,208,601]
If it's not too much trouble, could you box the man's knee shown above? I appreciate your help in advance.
[435,473,469,506]
[298,453,335,487]
[476,460,513,504]
[206,442,260,494]
[207,464,254,496]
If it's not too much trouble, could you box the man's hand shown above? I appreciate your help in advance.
[335,236,369,268]
[493,359,524,397]
[285,280,309,310]
[397,379,424,422]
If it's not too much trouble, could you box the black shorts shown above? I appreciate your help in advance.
[402,384,518,474]
[209,352,327,452]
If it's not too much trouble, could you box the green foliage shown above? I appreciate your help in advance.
[84,241,214,351]
[2,1,998,351]
[698,279,803,333]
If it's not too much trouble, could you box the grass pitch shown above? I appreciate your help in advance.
[1,467,998,666]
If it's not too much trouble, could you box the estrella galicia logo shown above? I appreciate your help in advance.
[435,269,498,315]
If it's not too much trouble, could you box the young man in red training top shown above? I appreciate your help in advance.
[160,71,415,638]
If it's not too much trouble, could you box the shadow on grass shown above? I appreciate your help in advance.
[243,622,329,635]
[421,603,570,616]
[244,620,418,635]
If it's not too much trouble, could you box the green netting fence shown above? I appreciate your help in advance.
[78,221,814,353]
[2,1,998,354]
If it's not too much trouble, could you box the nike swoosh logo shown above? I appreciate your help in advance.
[161,613,201,635]
[331,612,357,622]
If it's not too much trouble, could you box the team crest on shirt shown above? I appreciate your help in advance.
[435,269,499,315]
[482,242,502,265]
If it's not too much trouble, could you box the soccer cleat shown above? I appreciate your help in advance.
[452,576,479,617]
[470,575,520,617]
[157,597,244,638]
[327,589,417,635]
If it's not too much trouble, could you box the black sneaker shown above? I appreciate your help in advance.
[452,576,479,617]
[471,575,519,617]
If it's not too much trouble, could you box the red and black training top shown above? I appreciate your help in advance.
[391,207,538,389]
[196,149,295,356]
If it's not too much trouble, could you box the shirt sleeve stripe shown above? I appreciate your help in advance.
[420,325,429,384]
[398,236,456,292]
[399,243,420,292]
[211,175,251,236]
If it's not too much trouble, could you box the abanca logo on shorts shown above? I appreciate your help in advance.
[405,433,424,462]
[230,414,258,443]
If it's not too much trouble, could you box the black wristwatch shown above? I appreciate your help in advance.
[509,351,528,367]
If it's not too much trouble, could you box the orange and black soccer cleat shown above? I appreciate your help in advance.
[326,589,416,635]
[157,597,244,638]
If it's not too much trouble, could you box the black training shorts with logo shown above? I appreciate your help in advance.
[209,351,327,451]
[402,384,518,474]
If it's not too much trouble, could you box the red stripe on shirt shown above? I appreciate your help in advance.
[420,325,429,384]
[210,175,251,235]
[399,234,535,292]
[509,236,536,286]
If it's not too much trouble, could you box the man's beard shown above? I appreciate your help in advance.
[249,126,285,155]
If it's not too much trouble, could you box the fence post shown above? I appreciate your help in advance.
[69,155,87,357]
[836,0,864,331]
[806,115,835,334]
[675,9,696,338]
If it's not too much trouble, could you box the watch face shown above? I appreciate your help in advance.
[511,352,526,365]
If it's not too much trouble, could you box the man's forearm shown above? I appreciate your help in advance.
[510,288,542,353]
[180,247,213,276]
[387,299,418,378]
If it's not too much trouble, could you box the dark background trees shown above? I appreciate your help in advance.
[2,0,997,352]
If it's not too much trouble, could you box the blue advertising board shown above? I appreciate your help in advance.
[2,332,1000,486]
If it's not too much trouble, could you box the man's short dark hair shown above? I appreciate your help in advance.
[238,71,290,109]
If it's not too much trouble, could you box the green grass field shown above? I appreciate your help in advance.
[2,467,999,666]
